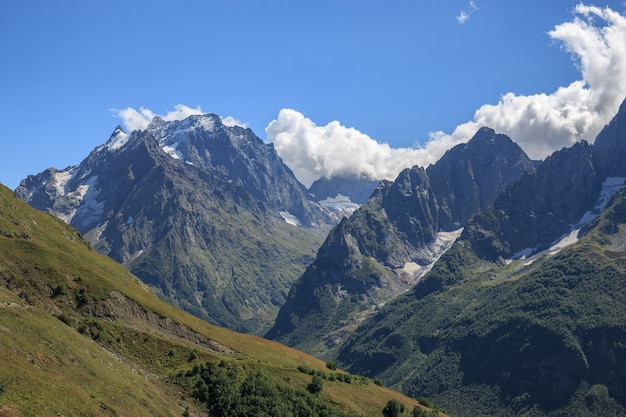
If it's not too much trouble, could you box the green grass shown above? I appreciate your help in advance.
[0,184,432,417]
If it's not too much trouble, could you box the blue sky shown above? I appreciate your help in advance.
[2,1,626,188]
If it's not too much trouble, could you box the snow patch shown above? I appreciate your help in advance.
[53,175,104,227]
[126,216,134,225]
[580,176,626,224]
[318,194,360,215]
[510,246,536,262]
[95,222,108,240]
[507,176,626,262]
[279,211,301,227]
[74,176,104,228]
[105,129,129,151]
[52,169,74,196]
[162,142,184,160]
[197,115,216,131]
[547,229,580,256]
[397,228,463,281]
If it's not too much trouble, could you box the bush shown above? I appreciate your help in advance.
[382,399,405,417]
[418,397,433,408]
[326,361,338,370]
[191,361,353,416]
[57,313,73,326]
[307,375,324,395]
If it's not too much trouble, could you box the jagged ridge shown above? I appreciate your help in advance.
[15,115,328,333]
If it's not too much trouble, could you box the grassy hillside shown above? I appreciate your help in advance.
[0,184,432,417]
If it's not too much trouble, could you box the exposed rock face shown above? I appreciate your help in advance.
[462,98,626,263]
[266,128,534,355]
[593,98,626,178]
[308,176,380,205]
[464,140,602,261]
[427,127,536,230]
[333,98,626,417]
[15,115,325,333]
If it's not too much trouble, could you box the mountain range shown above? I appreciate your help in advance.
[0,183,427,416]
[15,115,343,334]
[266,126,535,355]
[11,96,626,416]
[271,98,626,416]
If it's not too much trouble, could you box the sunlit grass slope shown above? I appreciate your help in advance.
[0,184,431,417]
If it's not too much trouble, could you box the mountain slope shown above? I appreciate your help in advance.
[338,182,626,417]
[15,115,326,333]
[0,183,427,417]
[464,140,602,262]
[266,128,534,356]
[334,98,626,417]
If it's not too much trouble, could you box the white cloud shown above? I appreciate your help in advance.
[221,116,248,128]
[456,11,470,24]
[435,4,626,160]
[111,106,156,132]
[457,1,478,24]
[266,4,626,187]
[111,104,247,131]
[266,109,437,187]
[112,104,203,131]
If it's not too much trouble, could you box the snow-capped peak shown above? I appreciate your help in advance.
[104,125,129,151]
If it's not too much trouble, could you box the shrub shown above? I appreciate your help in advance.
[382,399,405,417]
[418,397,433,408]
[57,313,73,326]
[326,361,338,370]
[307,375,324,395]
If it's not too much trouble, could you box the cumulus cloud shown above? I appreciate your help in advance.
[111,104,246,131]
[221,116,248,128]
[268,4,626,186]
[266,109,437,187]
[433,4,626,160]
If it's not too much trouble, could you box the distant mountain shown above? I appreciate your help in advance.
[334,98,626,416]
[0,183,427,417]
[308,176,380,204]
[306,176,381,223]
[266,127,535,356]
[15,115,331,333]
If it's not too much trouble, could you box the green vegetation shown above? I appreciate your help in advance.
[383,399,405,417]
[0,184,427,416]
[337,187,626,416]
[185,360,350,416]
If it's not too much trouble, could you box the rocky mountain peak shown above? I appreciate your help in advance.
[267,126,535,354]
[593,97,626,178]
[15,115,328,332]
[427,127,535,230]
[102,125,130,152]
